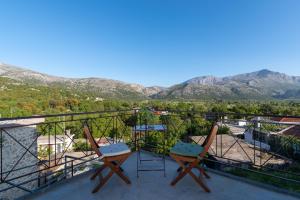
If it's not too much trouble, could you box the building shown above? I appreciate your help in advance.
[96,137,115,146]
[244,117,300,152]
[278,125,300,154]
[270,117,300,125]
[237,119,247,126]
[244,128,274,150]
[37,130,74,155]
[153,110,168,115]
[74,137,115,147]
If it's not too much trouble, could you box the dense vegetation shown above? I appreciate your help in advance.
[1,76,300,118]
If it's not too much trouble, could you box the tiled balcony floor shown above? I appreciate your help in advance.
[27,153,298,200]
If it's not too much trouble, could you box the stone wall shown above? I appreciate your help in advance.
[0,118,44,200]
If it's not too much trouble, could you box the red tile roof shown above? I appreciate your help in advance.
[281,125,300,138]
[271,117,300,123]
[96,138,110,144]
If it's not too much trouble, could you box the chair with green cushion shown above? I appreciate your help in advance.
[169,123,218,192]
[83,124,131,193]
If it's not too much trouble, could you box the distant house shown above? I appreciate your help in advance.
[228,118,248,127]
[37,130,74,154]
[96,137,114,146]
[244,117,300,152]
[226,124,247,136]
[244,128,274,150]
[270,117,300,125]
[278,125,300,154]
[153,110,168,115]
[74,137,116,147]
[279,125,300,138]
[222,118,248,137]
[94,97,104,102]
[237,119,247,127]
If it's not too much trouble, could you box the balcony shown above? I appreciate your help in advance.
[27,152,298,200]
[1,110,300,199]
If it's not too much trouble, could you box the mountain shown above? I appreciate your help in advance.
[0,63,164,99]
[153,69,300,100]
[1,63,300,100]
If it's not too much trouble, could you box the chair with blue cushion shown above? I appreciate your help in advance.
[170,123,218,192]
[83,124,131,193]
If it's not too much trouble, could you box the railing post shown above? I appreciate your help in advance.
[259,119,262,167]
[48,125,51,168]
[64,156,67,179]
[220,114,223,157]
[163,122,166,177]
[54,122,57,166]
[71,160,74,177]
[112,116,115,143]
[134,109,138,152]
[0,129,2,182]
[215,112,218,156]
[116,115,118,143]
[253,120,256,166]
[38,173,40,187]
[44,173,47,185]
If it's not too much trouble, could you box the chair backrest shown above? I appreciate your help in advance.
[199,123,218,158]
[83,124,103,157]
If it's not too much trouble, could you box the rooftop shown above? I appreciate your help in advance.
[280,125,300,139]
[27,153,298,200]
[271,117,300,124]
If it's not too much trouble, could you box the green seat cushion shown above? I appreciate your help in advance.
[170,142,204,157]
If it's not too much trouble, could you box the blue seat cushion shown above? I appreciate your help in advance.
[99,142,131,157]
[170,142,204,157]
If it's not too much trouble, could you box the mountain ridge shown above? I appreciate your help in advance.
[154,69,300,100]
[0,63,163,98]
[1,63,300,100]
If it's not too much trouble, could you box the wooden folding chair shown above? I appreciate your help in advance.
[169,123,218,192]
[83,124,132,193]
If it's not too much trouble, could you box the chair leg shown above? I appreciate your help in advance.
[113,167,131,184]
[90,153,131,193]
[91,165,106,180]
[92,170,114,193]
[171,168,189,186]
[112,161,124,172]
[200,168,210,179]
[170,154,211,192]
[189,170,210,192]
[107,158,131,184]
[170,157,193,186]
[176,166,182,172]
[196,166,210,179]
[176,162,189,172]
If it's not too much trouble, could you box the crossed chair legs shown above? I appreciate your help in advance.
[170,153,211,193]
[90,153,131,193]
[89,152,210,193]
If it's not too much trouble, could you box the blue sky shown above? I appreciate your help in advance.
[0,0,300,86]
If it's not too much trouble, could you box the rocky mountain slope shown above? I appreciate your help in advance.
[1,63,300,100]
[0,63,163,99]
[153,69,300,100]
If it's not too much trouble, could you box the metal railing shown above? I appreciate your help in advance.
[0,109,300,199]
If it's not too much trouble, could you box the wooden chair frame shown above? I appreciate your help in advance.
[170,123,219,192]
[83,124,131,193]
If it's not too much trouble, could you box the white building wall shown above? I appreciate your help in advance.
[244,129,270,151]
